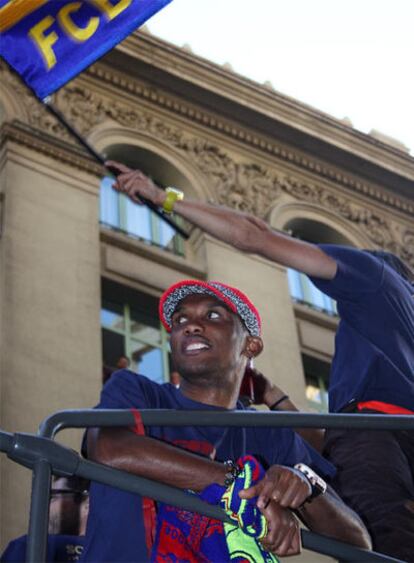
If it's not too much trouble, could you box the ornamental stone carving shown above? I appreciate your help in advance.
[56,88,106,135]
[1,68,413,267]
[400,229,414,267]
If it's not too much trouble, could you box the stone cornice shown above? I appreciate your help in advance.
[112,32,414,185]
[1,59,412,217]
[1,67,413,268]
[100,226,205,279]
[87,62,414,217]
[0,121,103,177]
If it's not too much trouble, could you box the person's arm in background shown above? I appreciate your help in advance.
[245,367,324,452]
[106,161,337,280]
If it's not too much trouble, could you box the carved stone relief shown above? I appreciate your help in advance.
[1,66,413,267]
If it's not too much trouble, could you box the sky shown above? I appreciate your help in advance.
[147,0,414,155]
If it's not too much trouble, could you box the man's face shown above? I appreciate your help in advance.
[169,294,248,385]
[48,477,82,535]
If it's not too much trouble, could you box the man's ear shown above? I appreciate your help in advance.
[244,336,263,359]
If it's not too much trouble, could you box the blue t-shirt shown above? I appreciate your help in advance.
[1,535,84,562]
[310,245,414,412]
[81,370,335,562]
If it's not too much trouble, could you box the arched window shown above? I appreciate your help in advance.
[284,218,350,316]
[99,145,190,255]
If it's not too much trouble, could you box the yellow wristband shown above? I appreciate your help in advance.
[162,187,184,214]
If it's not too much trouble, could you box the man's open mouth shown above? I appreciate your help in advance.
[183,340,211,355]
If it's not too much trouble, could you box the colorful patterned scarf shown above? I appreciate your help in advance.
[151,456,278,562]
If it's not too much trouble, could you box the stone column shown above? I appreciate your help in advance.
[0,141,102,548]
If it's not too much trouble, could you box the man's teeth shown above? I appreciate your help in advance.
[186,342,209,351]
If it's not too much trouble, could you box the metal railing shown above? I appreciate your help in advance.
[1,409,413,563]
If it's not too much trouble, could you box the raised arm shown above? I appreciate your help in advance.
[106,161,337,279]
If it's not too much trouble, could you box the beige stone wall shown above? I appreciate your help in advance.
[0,142,102,549]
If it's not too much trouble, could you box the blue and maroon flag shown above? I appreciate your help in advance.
[0,0,173,99]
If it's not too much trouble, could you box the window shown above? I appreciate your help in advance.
[101,279,171,384]
[99,145,191,256]
[100,176,184,255]
[283,218,345,316]
[302,355,330,412]
[287,268,337,315]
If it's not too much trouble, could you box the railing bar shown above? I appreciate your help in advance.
[73,458,399,563]
[0,426,404,562]
[39,409,414,439]
[26,459,51,563]
[0,430,13,452]
[77,458,233,522]
[301,532,403,563]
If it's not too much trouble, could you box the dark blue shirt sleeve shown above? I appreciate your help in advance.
[1,536,27,563]
[0,536,77,563]
[309,244,385,301]
[82,370,156,457]
[98,369,157,410]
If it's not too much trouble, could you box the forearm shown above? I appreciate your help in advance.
[88,428,226,492]
[174,199,336,278]
[174,199,270,254]
[297,487,372,549]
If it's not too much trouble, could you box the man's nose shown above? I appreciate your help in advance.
[183,318,203,334]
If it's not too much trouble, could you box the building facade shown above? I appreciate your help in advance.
[1,29,413,559]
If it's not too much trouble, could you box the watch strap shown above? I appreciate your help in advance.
[162,187,184,213]
[294,463,327,501]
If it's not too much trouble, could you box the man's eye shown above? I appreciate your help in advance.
[208,311,220,319]
[174,315,186,325]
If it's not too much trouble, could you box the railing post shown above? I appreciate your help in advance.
[26,459,52,563]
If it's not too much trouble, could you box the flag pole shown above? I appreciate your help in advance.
[42,97,189,239]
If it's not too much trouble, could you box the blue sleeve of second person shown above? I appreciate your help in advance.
[309,244,385,301]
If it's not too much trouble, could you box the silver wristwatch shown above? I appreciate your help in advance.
[294,463,327,500]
